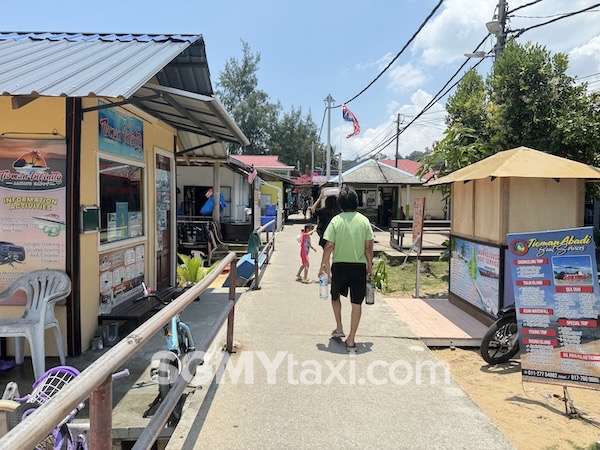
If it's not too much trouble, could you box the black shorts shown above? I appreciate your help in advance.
[331,262,367,305]
[319,237,327,249]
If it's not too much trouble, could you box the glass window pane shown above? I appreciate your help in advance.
[99,159,144,244]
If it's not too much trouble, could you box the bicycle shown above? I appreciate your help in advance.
[5,366,130,449]
[139,283,196,422]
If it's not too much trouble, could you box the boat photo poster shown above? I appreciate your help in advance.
[507,227,600,390]
[449,237,501,316]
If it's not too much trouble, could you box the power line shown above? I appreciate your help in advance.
[511,10,599,19]
[576,72,600,80]
[354,2,599,161]
[512,2,600,38]
[337,1,596,162]
[317,107,327,141]
[349,121,395,160]
[355,35,489,162]
[508,0,544,15]
[335,0,445,108]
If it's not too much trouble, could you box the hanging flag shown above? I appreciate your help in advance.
[342,103,360,138]
[247,165,258,184]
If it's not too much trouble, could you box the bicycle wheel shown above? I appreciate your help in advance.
[8,402,54,449]
[157,356,180,401]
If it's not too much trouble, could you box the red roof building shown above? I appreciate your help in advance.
[230,155,295,177]
[379,159,436,181]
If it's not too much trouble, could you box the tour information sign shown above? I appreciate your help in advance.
[507,227,600,390]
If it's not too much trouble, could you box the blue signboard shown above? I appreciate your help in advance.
[98,101,144,160]
[449,237,501,316]
[507,227,600,390]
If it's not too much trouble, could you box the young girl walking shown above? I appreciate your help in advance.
[296,225,317,283]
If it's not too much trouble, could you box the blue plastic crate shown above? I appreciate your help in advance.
[261,216,275,232]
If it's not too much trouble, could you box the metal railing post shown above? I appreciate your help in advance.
[253,249,260,290]
[90,374,113,449]
[226,260,237,353]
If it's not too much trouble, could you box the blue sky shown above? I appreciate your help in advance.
[3,0,599,161]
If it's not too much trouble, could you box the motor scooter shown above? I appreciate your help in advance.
[480,304,519,365]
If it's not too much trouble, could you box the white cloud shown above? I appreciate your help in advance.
[387,63,427,92]
[333,90,447,161]
[386,100,400,114]
[568,35,600,78]
[412,0,600,67]
[414,0,496,66]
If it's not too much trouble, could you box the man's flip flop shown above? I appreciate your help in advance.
[331,330,345,338]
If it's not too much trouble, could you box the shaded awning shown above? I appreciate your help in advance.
[427,147,600,185]
[130,83,249,162]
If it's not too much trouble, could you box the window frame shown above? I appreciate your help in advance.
[97,153,147,251]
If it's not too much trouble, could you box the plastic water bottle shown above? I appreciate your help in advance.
[100,279,113,314]
[365,279,375,305]
[319,274,329,301]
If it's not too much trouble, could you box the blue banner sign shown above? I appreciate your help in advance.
[507,227,600,390]
[98,101,144,160]
[450,237,501,316]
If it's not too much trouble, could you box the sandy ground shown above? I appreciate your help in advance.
[432,347,600,450]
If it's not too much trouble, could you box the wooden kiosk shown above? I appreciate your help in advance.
[427,146,600,324]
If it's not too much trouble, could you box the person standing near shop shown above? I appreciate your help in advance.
[318,186,374,352]
[310,192,340,249]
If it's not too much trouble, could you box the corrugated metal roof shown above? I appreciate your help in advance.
[0,32,211,98]
[0,32,249,153]
[331,160,423,185]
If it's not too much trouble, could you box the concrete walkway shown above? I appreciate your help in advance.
[169,219,514,450]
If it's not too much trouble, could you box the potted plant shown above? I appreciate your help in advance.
[176,253,217,294]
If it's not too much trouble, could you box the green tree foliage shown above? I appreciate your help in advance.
[417,125,490,185]
[216,41,322,170]
[419,40,600,197]
[406,150,427,161]
[418,69,489,184]
[269,106,325,174]
[445,68,487,139]
[216,41,280,155]
[487,40,596,163]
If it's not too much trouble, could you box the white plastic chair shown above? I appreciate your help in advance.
[0,270,71,380]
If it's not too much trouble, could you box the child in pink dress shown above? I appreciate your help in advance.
[296,225,317,283]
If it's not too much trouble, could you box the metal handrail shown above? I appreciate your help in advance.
[252,219,276,290]
[0,252,238,449]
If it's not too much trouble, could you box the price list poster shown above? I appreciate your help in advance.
[507,227,600,390]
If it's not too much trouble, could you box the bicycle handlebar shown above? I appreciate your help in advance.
[133,292,171,305]
[112,369,130,381]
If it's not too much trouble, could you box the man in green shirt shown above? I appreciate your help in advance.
[318,186,374,352]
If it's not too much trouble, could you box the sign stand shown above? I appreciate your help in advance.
[412,198,425,298]
[556,386,580,418]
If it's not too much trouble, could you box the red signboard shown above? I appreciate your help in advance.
[412,198,425,255]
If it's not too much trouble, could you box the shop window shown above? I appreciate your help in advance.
[99,158,144,244]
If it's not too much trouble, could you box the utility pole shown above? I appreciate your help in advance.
[394,113,402,168]
[338,152,343,187]
[494,0,508,58]
[324,94,334,179]
[311,141,314,174]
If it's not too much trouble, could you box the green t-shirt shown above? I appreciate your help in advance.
[323,211,374,264]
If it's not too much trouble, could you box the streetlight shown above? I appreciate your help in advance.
[485,20,502,36]
[464,51,488,59]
